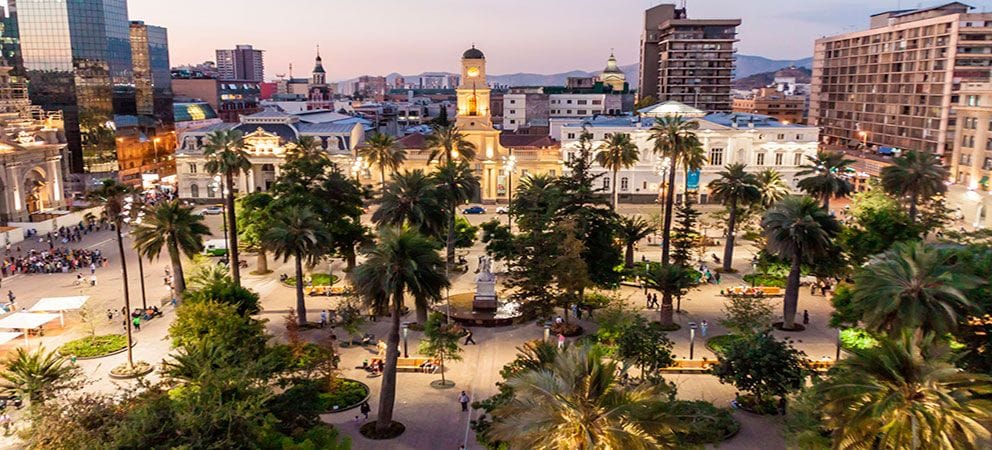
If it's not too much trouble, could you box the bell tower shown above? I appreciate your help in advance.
[456,45,492,130]
[312,45,326,85]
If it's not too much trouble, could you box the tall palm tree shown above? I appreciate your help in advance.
[488,345,679,450]
[88,179,136,368]
[425,123,476,165]
[618,216,655,268]
[708,163,761,273]
[352,227,449,435]
[263,206,330,325]
[818,332,992,449]
[203,129,251,286]
[434,161,480,269]
[0,347,78,404]
[761,196,840,330]
[648,115,699,265]
[679,135,706,203]
[645,263,696,327]
[131,200,211,302]
[796,151,855,212]
[289,135,324,159]
[755,168,791,209]
[853,241,980,336]
[595,132,640,210]
[359,132,406,191]
[880,150,949,223]
[373,169,446,238]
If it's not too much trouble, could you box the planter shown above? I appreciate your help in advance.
[109,361,153,379]
[59,335,133,360]
[705,335,741,355]
[321,378,371,414]
[360,421,405,440]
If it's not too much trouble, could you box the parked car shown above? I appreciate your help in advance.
[202,239,228,257]
[462,205,486,214]
[495,206,509,214]
[202,205,223,215]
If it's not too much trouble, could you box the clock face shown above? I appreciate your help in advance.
[467,67,480,78]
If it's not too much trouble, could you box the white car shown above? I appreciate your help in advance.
[495,206,509,214]
[202,205,224,215]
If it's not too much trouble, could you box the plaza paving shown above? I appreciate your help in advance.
[0,206,851,449]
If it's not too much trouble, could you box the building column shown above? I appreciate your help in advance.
[247,166,256,193]
[7,164,20,215]
[46,158,61,204]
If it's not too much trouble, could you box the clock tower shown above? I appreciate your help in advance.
[456,45,493,131]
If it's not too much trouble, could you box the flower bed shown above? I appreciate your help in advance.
[318,378,370,413]
[666,400,740,444]
[284,273,339,287]
[59,334,129,359]
[742,273,786,288]
[109,361,153,379]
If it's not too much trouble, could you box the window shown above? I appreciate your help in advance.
[963,135,975,147]
[794,153,803,166]
[187,163,197,173]
[775,153,784,166]
[567,110,572,114]
[549,170,556,177]
[756,153,765,165]
[509,100,516,104]
[567,133,576,139]
[592,100,602,105]
[509,119,516,124]
[190,184,199,198]
[578,110,587,115]
[985,158,992,170]
[960,154,973,165]
[967,95,980,106]
[621,177,629,191]
[603,177,610,189]
[577,100,588,105]
[206,184,217,198]
[776,134,785,140]
[567,100,573,104]
[509,110,516,114]
[987,138,992,151]
[795,134,802,140]
[709,148,724,166]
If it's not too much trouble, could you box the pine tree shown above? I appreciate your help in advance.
[671,199,701,267]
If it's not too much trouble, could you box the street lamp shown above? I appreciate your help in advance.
[152,137,161,164]
[543,322,551,342]
[688,321,697,360]
[502,154,516,228]
[402,323,409,358]
[121,197,148,310]
[212,176,230,261]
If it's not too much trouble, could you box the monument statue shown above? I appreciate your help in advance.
[473,255,498,311]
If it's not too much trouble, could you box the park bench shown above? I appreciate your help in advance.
[807,359,834,373]
[759,287,784,296]
[395,357,440,373]
[659,359,717,374]
[304,285,350,296]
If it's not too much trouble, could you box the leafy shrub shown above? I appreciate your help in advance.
[581,292,612,310]
[285,273,339,287]
[550,322,583,337]
[316,379,368,412]
[706,334,742,355]
[664,400,740,444]
[742,273,786,288]
[59,334,127,358]
[839,328,879,351]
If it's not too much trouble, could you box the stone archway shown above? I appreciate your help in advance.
[23,167,49,214]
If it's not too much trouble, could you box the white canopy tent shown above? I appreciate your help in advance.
[0,332,22,346]
[0,313,60,344]
[29,296,90,326]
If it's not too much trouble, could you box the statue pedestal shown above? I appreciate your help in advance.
[473,256,498,311]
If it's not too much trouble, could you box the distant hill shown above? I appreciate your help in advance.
[734,66,812,90]
[339,54,812,91]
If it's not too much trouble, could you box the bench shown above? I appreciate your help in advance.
[304,285,350,296]
[759,287,784,296]
[395,358,440,373]
[659,359,717,374]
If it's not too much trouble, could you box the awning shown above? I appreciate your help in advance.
[0,313,61,344]
[29,296,89,312]
[0,332,22,346]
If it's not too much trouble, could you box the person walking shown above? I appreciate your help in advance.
[6,290,13,306]
[90,274,97,286]
[557,333,565,350]
[320,310,328,328]
[458,391,470,412]
[714,272,721,284]
[132,316,141,332]
[700,320,709,337]
[106,309,113,322]
[359,401,371,420]
[803,310,810,326]
[464,329,476,345]
[89,262,96,274]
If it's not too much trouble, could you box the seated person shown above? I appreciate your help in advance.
[151,306,161,317]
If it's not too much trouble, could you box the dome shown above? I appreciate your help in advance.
[602,53,623,74]
[463,46,485,59]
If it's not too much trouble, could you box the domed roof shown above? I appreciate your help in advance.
[602,53,623,74]
[463,45,485,59]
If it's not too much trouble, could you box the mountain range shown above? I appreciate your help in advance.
[339,54,813,90]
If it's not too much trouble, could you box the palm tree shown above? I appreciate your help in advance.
[648,115,700,264]
[755,168,791,209]
[880,150,949,222]
[595,132,640,209]
[0,347,78,404]
[289,135,324,159]
[433,161,480,269]
[203,129,251,286]
[645,263,697,327]
[373,169,446,238]
[708,163,761,273]
[818,332,992,449]
[88,179,136,368]
[131,200,211,302]
[761,196,841,330]
[488,344,679,450]
[796,151,855,212]
[618,216,655,268]
[679,135,706,203]
[352,227,449,435]
[263,206,330,325]
[359,132,406,191]
[425,123,476,165]
[853,241,980,336]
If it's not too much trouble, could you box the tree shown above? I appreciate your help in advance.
[645,263,696,327]
[880,149,949,223]
[853,241,980,336]
[453,216,478,249]
[131,200,210,302]
[488,345,679,449]
[480,219,514,266]
[615,319,675,382]
[434,161,480,269]
[0,347,79,404]
[237,192,275,274]
[837,187,923,266]
[648,115,700,264]
[425,123,476,164]
[634,95,657,110]
[817,332,992,449]
[88,179,137,368]
[359,132,406,191]
[553,222,592,323]
[372,169,445,239]
[670,200,701,267]
[594,132,639,209]
[708,163,761,272]
[796,150,855,212]
[418,313,462,386]
[719,296,774,336]
[762,196,841,330]
[263,206,330,325]
[679,135,706,203]
[617,216,654,268]
[711,332,809,409]
[203,129,251,286]
[183,267,261,316]
[351,226,449,435]
[755,168,791,209]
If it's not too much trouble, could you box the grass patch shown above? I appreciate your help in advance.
[59,334,127,358]
[284,273,339,286]
[706,334,742,355]
[317,379,369,412]
[839,328,879,351]
[742,273,786,288]
[664,400,740,444]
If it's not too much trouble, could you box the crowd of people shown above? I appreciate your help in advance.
[1,247,106,276]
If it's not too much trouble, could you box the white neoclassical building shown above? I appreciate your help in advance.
[558,101,820,203]
[174,107,366,200]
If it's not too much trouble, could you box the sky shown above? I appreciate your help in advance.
[95,0,992,80]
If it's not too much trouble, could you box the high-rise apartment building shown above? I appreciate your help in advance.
[638,4,740,112]
[128,21,174,182]
[810,2,992,156]
[216,45,264,82]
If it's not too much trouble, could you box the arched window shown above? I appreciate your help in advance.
[189,184,200,198]
[621,177,629,191]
